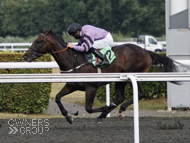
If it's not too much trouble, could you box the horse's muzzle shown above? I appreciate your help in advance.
[23,53,27,61]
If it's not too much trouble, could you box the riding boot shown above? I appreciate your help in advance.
[89,48,109,67]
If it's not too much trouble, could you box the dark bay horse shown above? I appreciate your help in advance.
[23,29,179,124]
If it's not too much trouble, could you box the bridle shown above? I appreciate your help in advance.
[29,33,69,56]
[29,33,48,56]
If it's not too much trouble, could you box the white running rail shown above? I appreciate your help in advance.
[0,62,59,69]
[1,72,190,143]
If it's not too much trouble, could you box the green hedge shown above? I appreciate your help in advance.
[0,53,52,114]
[96,67,167,102]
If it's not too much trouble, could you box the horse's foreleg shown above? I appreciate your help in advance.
[55,83,76,124]
[97,82,126,121]
[119,83,145,116]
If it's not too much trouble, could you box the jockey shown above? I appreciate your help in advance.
[67,23,114,67]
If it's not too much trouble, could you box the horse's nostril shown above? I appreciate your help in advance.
[23,54,27,60]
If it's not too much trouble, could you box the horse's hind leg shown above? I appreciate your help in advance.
[119,82,145,117]
[97,82,127,121]
[84,82,126,122]
[85,84,108,113]
[55,83,76,124]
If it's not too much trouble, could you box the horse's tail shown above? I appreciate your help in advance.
[147,50,178,72]
[147,51,181,85]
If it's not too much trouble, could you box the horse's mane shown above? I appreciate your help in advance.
[43,30,67,46]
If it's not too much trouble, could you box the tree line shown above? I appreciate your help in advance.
[0,0,165,38]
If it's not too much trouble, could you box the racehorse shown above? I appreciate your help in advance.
[23,29,179,124]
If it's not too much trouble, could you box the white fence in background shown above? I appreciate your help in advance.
[1,72,190,143]
[0,43,32,52]
[0,42,166,52]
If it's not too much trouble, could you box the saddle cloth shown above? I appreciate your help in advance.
[84,46,116,67]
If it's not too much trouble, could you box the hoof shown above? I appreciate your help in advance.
[74,111,79,116]
[96,118,102,124]
[119,112,125,119]
[66,116,73,124]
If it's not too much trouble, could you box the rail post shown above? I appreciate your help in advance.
[127,75,139,143]
[106,84,110,117]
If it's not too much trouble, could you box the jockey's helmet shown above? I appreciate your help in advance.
[67,23,82,36]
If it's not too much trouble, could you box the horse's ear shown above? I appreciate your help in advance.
[48,29,52,34]
[45,29,52,35]
[42,29,52,34]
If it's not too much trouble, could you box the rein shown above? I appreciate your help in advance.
[53,46,69,54]
[40,33,69,54]
[41,33,92,73]
[34,32,91,72]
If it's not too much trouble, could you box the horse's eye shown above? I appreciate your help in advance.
[36,40,43,43]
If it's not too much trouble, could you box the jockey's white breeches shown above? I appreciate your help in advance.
[93,32,115,49]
